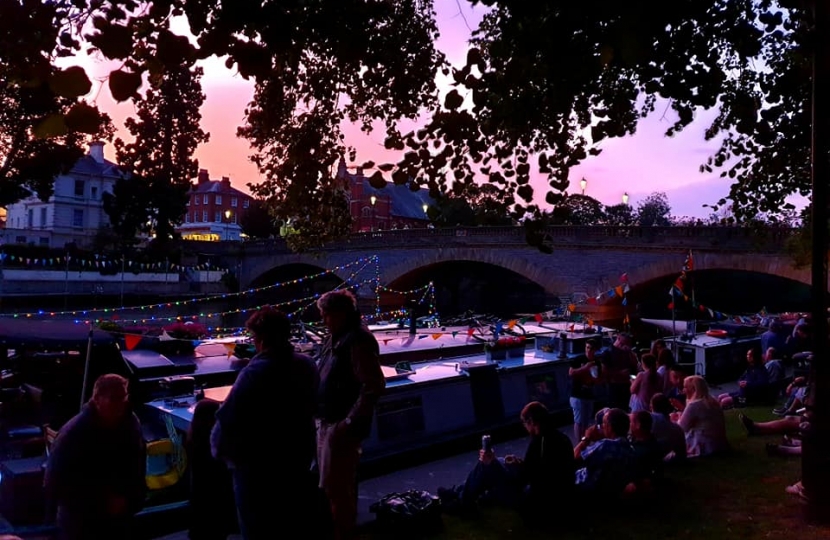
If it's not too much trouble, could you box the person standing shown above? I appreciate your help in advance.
[44,374,146,540]
[316,290,385,540]
[211,307,322,539]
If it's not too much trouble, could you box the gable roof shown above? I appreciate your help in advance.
[190,180,249,199]
[358,178,434,220]
[69,155,126,179]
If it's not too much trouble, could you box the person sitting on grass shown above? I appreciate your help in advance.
[717,346,771,409]
[438,401,575,527]
[625,410,665,496]
[773,376,808,417]
[573,408,636,501]
[672,375,729,458]
[649,393,687,462]
[739,410,811,457]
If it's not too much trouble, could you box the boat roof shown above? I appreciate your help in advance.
[0,319,116,349]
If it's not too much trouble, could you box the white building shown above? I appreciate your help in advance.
[2,141,125,248]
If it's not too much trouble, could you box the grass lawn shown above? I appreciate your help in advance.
[361,407,830,540]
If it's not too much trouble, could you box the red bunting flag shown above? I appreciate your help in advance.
[534,313,543,323]
[124,334,142,351]
[467,328,475,337]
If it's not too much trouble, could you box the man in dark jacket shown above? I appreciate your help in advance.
[440,401,575,525]
[44,374,146,540]
[316,290,385,540]
[212,307,323,540]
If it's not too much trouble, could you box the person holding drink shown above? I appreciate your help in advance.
[437,402,575,526]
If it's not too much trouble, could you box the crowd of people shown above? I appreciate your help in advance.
[39,309,813,539]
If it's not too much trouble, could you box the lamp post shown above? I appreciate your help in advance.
[622,192,629,205]
[370,195,377,231]
[580,178,587,195]
[422,203,429,227]
[224,210,231,241]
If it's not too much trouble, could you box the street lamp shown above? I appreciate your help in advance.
[622,192,629,205]
[370,195,377,231]
[224,209,231,241]
[580,178,587,195]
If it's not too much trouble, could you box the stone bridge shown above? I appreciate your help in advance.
[194,225,811,298]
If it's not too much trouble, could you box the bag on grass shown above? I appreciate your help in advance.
[369,489,442,532]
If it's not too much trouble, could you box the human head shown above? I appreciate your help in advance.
[629,410,653,439]
[650,392,673,416]
[317,290,361,334]
[91,374,129,426]
[746,346,762,366]
[652,339,666,355]
[669,366,687,388]
[640,352,656,371]
[614,333,633,350]
[770,320,783,333]
[585,338,599,359]
[246,306,291,352]
[683,375,711,402]
[601,408,630,439]
[520,401,549,436]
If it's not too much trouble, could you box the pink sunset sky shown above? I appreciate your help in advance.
[80,1,744,219]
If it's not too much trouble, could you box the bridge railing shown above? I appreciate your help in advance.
[196,225,801,255]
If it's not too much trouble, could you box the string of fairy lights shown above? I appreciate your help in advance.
[0,255,438,337]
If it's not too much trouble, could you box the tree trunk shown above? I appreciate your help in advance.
[802,0,830,522]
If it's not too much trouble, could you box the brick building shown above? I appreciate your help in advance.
[336,159,433,233]
[177,169,253,241]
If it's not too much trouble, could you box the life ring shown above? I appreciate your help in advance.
[706,329,728,338]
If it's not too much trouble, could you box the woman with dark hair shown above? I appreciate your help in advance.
[187,399,237,540]
[630,353,661,413]
[211,306,323,539]
[718,346,771,408]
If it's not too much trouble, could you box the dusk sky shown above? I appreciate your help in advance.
[83,1,741,219]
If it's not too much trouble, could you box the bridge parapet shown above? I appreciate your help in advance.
[221,225,799,255]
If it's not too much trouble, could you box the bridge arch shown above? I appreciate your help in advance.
[244,254,363,290]
[381,247,569,294]
[626,252,813,289]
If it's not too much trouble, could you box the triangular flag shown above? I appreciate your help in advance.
[567,304,576,312]
[417,335,428,340]
[467,328,475,337]
[615,286,623,298]
[223,343,236,358]
[383,339,391,345]
[124,334,142,351]
[192,340,202,347]
[431,333,442,340]
[159,330,174,341]
[507,320,517,330]
[534,313,543,323]
[451,331,458,338]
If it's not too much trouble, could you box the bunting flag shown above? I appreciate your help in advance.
[222,342,236,358]
[507,319,517,330]
[124,334,142,351]
[683,250,694,272]
[431,333,442,340]
[158,330,174,342]
[534,313,544,323]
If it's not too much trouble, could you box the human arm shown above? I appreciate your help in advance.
[345,334,385,437]
[211,368,257,464]
[630,372,643,394]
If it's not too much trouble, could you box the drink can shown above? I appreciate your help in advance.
[481,434,492,452]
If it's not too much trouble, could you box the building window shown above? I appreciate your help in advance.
[243,199,250,208]
[215,195,222,205]
[361,207,371,218]
[39,237,49,246]
[203,194,208,205]
[194,196,199,206]
[232,214,237,224]
[186,198,190,206]
[74,180,84,197]
[185,213,190,223]
[27,209,33,227]
[72,209,83,228]
[194,212,200,222]
[91,186,98,200]
[15,236,25,243]
[40,207,47,228]
[202,210,207,222]
[215,211,221,223]
[231,197,238,207]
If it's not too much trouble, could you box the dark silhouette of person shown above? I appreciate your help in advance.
[211,307,324,539]
[187,399,237,540]
[44,374,146,540]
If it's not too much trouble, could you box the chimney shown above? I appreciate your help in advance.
[337,157,347,179]
[221,176,231,189]
[198,169,210,184]
[88,141,105,164]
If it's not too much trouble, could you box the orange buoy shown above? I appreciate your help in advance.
[706,329,728,338]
